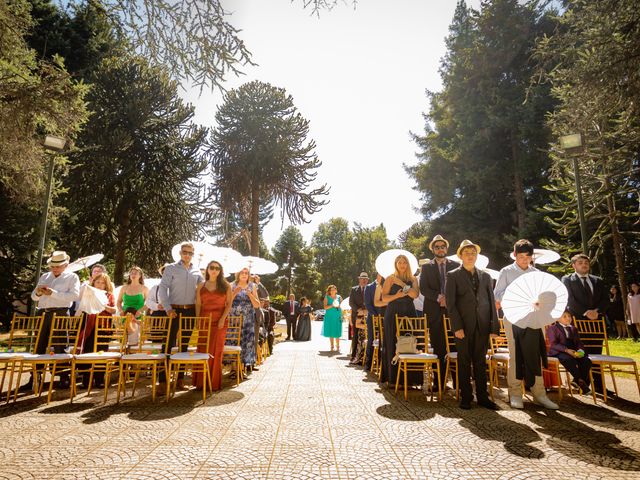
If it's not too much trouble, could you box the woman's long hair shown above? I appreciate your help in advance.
[90,273,114,293]
[205,260,230,293]
[125,266,145,285]
[394,255,414,284]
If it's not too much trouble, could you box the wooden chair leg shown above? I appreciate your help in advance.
[404,364,408,401]
[117,363,125,403]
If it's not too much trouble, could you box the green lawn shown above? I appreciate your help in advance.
[608,338,640,362]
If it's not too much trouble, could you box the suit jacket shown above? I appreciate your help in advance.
[419,258,459,324]
[547,322,585,356]
[561,273,608,320]
[282,300,300,321]
[364,281,378,316]
[445,266,499,336]
[349,285,367,324]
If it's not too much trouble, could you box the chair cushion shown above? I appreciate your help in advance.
[547,357,559,364]
[223,346,241,352]
[491,352,510,362]
[372,339,379,347]
[398,353,438,360]
[0,353,20,361]
[590,354,635,364]
[446,352,458,360]
[29,353,73,361]
[170,352,209,361]
[140,343,164,351]
[496,347,509,353]
[122,353,167,360]
[75,352,121,361]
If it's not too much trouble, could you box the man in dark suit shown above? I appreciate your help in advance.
[562,253,609,392]
[364,273,385,371]
[282,293,300,341]
[349,272,369,362]
[419,234,459,390]
[445,240,499,410]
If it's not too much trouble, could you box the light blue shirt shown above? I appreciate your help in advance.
[158,260,204,312]
[493,262,538,302]
[31,270,80,309]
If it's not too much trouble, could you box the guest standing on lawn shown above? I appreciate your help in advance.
[195,260,232,391]
[322,285,343,352]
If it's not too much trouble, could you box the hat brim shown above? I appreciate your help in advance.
[429,239,450,251]
[456,244,481,257]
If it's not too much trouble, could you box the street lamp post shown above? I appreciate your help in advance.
[559,133,588,255]
[33,136,67,303]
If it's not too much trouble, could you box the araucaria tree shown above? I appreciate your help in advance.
[210,80,329,256]
[59,55,212,283]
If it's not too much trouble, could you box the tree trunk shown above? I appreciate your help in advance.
[511,134,526,236]
[113,206,131,284]
[250,187,260,256]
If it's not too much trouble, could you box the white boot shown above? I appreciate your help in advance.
[509,394,524,409]
[533,395,559,410]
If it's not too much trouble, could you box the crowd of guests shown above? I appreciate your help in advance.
[26,243,280,393]
[320,235,638,410]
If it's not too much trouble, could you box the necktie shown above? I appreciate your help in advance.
[439,262,446,294]
[581,277,594,305]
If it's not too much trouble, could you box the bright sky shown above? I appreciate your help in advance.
[181,0,480,249]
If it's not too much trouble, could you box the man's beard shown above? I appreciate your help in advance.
[434,252,447,259]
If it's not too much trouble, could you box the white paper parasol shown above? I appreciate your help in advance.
[501,272,568,329]
[509,248,561,265]
[375,249,419,278]
[227,256,278,275]
[340,296,350,310]
[447,253,489,269]
[484,268,501,281]
[68,254,104,273]
[77,285,109,314]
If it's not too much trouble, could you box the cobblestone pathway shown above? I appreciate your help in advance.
[1,321,639,479]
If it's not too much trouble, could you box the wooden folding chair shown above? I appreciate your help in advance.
[223,315,244,386]
[394,315,441,401]
[71,315,126,403]
[166,316,211,403]
[370,315,382,375]
[443,316,459,399]
[117,315,172,403]
[0,313,43,403]
[575,316,640,403]
[21,315,82,404]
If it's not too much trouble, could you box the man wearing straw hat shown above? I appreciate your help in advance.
[419,234,459,391]
[29,251,80,389]
[446,240,499,410]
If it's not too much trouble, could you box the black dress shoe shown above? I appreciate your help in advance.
[478,399,499,410]
[459,401,471,410]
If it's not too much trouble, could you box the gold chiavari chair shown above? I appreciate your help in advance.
[117,315,172,403]
[71,315,126,403]
[575,316,640,403]
[394,315,441,401]
[443,316,459,399]
[0,313,43,403]
[370,315,382,375]
[223,315,244,386]
[21,315,82,404]
[361,315,368,367]
[166,316,212,403]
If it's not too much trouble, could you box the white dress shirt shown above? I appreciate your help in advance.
[31,270,80,309]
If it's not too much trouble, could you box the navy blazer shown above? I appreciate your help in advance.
[547,322,585,356]
[561,272,608,320]
[364,281,377,316]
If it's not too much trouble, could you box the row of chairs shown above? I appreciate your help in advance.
[359,314,640,403]
[0,313,247,404]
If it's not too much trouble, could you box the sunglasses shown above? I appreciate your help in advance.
[208,265,221,271]
[181,251,194,256]
[433,245,447,250]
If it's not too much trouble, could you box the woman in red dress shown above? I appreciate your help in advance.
[194,260,232,391]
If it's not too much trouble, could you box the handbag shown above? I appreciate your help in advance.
[396,333,418,354]
[355,308,367,329]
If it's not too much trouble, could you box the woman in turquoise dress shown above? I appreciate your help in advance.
[322,284,343,352]
[116,266,148,347]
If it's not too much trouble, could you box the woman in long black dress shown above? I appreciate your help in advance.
[380,254,421,388]
[294,297,312,341]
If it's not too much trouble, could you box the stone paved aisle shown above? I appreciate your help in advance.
[1,321,640,479]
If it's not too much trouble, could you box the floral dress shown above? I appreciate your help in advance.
[231,282,256,366]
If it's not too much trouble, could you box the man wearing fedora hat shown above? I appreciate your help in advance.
[349,272,369,363]
[446,240,499,410]
[419,234,459,390]
[29,250,80,389]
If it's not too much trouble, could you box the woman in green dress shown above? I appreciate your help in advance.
[322,284,343,352]
[116,266,148,346]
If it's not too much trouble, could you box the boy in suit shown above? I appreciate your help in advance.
[548,309,592,394]
[445,240,499,410]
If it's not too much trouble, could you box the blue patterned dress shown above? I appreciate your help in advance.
[231,282,256,366]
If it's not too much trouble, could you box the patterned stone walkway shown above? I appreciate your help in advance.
[1,321,640,479]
